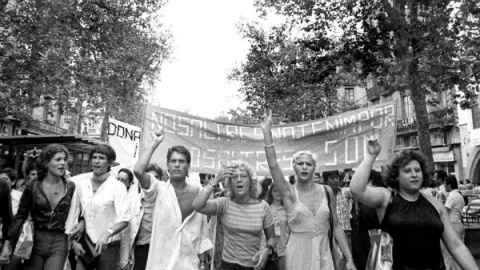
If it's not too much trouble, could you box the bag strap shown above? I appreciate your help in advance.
[324,186,334,253]
[29,181,38,217]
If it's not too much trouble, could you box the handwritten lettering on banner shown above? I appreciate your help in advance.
[108,118,141,164]
[140,102,396,175]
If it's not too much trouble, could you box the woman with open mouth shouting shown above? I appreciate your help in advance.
[10,144,76,270]
[260,110,355,270]
[193,161,277,270]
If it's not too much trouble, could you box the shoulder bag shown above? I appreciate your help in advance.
[12,182,37,260]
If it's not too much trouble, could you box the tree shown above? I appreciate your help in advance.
[0,0,172,138]
[252,0,480,166]
[229,20,359,124]
[340,0,480,166]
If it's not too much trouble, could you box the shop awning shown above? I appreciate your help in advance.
[0,134,105,152]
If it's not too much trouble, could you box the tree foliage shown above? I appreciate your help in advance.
[340,0,480,164]
[229,17,360,124]
[247,0,480,164]
[0,0,172,134]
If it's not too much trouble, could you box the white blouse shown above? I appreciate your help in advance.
[66,172,130,243]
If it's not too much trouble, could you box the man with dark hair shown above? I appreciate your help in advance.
[313,172,323,184]
[0,167,21,216]
[134,130,212,270]
[433,169,448,204]
[323,170,354,270]
[90,144,117,170]
[444,175,465,269]
[146,163,163,181]
[25,164,38,183]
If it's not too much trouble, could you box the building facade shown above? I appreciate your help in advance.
[366,77,464,181]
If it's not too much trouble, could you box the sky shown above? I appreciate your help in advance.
[152,0,259,119]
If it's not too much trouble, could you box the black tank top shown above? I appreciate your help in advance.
[381,193,445,270]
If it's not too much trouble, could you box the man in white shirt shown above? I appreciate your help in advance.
[433,170,448,204]
[443,175,465,270]
[133,130,212,270]
[66,144,130,270]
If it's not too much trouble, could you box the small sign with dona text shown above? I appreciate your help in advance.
[108,118,141,164]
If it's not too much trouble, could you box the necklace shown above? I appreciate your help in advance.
[174,183,190,194]
[43,182,62,195]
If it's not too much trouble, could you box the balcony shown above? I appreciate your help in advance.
[366,86,383,101]
[428,111,456,129]
[396,112,456,135]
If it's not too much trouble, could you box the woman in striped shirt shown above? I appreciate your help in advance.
[193,161,277,270]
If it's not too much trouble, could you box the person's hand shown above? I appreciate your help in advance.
[0,241,11,265]
[151,128,164,144]
[24,148,41,158]
[214,166,237,185]
[95,231,111,254]
[366,139,381,157]
[346,259,356,270]
[260,109,272,131]
[73,241,86,257]
[252,247,270,270]
[69,220,85,241]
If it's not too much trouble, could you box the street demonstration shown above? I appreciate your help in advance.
[1,0,480,270]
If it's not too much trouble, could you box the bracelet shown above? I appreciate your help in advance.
[264,144,275,148]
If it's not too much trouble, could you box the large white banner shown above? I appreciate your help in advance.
[108,118,141,164]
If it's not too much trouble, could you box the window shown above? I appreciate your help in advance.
[345,88,355,101]
[435,162,455,175]
[472,104,480,129]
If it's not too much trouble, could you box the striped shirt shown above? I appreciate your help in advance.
[214,197,273,267]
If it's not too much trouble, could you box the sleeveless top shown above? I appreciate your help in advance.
[284,186,334,270]
[381,193,445,270]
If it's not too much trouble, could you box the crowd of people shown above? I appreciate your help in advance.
[0,112,479,270]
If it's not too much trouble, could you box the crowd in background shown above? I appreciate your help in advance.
[0,113,478,270]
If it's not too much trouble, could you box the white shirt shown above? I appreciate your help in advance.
[144,177,213,270]
[445,189,465,223]
[65,172,130,243]
[119,187,143,269]
[437,184,449,203]
[11,189,22,216]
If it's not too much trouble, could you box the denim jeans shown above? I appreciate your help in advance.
[133,244,149,270]
[76,241,120,270]
[23,230,68,270]
[218,260,254,270]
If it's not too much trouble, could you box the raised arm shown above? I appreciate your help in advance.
[134,130,164,189]
[192,166,236,216]
[260,110,294,206]
[349,139,388,209]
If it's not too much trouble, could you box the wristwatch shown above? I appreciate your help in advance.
[107,228,114,236]
[266,244,274,255]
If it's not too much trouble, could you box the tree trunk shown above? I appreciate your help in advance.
[67,99,83,134]
[407,0,434,170]
[409,59,433,166]
[99,106,110,142]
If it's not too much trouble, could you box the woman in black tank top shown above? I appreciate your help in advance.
[349,140,478,270]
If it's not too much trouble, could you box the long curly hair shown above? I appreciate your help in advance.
[383,150,431,190]
[224,160,259,199]
[36,144,69,181]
